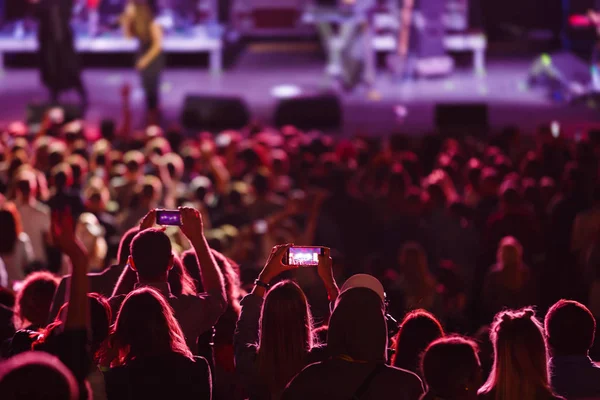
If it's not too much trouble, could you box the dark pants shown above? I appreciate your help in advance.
[138,52,165,110]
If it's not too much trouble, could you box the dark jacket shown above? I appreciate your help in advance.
[282,288,423,400]
[104,353,211,400]
[550,356,600,400]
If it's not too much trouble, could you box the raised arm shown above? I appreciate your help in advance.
[317,247,339,304]
[52,210,89,330]
[180,207,226,302]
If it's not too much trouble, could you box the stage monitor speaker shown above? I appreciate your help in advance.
[181,95,250,131]
[274,94,342,130]
[26,103,84,126]
[435,103,489,136]
[528,51,591,102]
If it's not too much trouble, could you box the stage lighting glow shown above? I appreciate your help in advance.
[541,54,552,67]
[270,84,302,99]
[394,105,408,118]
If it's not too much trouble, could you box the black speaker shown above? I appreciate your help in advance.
[26,103,84,125]
[181,95,250,132]
[435,103,489,136]
[274,94,342,130]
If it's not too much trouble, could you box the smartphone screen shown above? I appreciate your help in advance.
[287,247,324,266]
[156,209,182,226]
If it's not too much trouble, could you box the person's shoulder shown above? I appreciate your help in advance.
[384,365,423,387]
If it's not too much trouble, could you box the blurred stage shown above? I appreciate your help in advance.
[0,50,599,136]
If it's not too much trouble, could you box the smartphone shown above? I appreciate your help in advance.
[551,121,560,138]
[286,246,325,267]
[156,209,182,226]
[253,219,268,235]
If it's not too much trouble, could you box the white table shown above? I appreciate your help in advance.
[0,34,223,74]
[371,31,488,73]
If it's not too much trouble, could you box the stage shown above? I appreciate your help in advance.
[0,47,599,136]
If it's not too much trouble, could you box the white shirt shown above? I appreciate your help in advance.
[3,232,34,283]
[17,200,51,264]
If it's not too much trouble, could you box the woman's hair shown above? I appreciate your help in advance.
[421,336,481,400]
[181,249,243,315]
[35,293,111,360]
[496,236,523,268]
[399,242,434,283]
[108,287,192,365]
[130,0,155,43]
[168,255,196,296]
[212,250,243,315]
[257,280,314,395]
[478,308,556,400]
[0,205,22,255]
[392,309,445,375]
[14,272,59,329]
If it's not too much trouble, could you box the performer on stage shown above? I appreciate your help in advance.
[30,0,87,106]
[120,0,164,124]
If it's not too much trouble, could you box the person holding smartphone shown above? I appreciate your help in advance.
[120,0,165,124]
[234,244,339,400]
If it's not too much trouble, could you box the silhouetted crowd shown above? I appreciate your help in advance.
[0,112,600,400]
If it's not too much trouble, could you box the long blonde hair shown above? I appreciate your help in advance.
[478,308,556,400]
[129,1,154,43]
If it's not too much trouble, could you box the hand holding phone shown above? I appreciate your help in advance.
[258,244,296,284]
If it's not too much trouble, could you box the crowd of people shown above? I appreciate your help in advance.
[0,109,600,400]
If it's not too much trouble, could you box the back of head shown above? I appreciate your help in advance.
[0,351,78,400]
[393,309,445,374]
[328,287,387,362]
[112,287,191,363]
[422,336,481,400]
[258,280,313,393]
[545,300,596,357]
[497,236,522,268]
[14,271,59,329]
[130,228,172,282]
[479,308,552,399]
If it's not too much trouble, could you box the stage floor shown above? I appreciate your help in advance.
[0,50,598,136]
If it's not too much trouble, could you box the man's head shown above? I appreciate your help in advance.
[129,228,173,283]
[545,299,596,357]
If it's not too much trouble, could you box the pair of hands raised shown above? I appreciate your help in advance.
[258,244,335,291]
[140,207,205,242]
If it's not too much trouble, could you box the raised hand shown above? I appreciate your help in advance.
[317,247,339,301]
[180,206,204,242]
[139,209,157,231]
[51,209,81,256]
[258,244,296,284]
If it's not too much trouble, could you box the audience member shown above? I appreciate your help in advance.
[108,208,227,352]
[392,309,445,378]
[234,244,337,400]
[0,205,34,284]
[0,351,79,400]
[481,237,537,322]
[14,169,51,267]
[101,287,212,400]
[545,300,600,399]
[478,308,564,400]
[282,274,424,400]
[420,336,482,400]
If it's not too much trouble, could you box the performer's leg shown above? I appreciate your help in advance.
[140,61,161,124]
